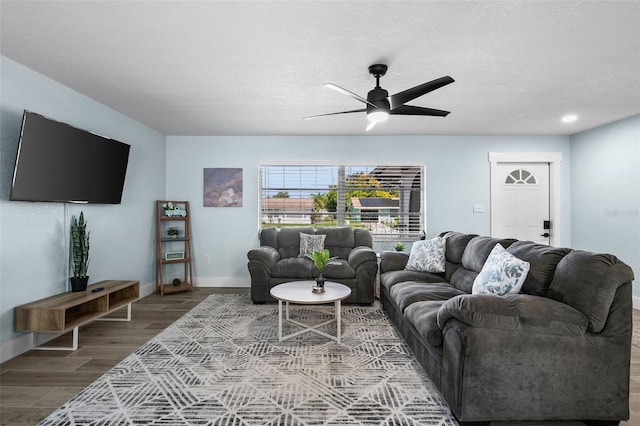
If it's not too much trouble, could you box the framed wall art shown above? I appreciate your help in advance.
[203,168,243,207]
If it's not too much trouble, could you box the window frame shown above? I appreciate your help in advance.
[258,161,426,241]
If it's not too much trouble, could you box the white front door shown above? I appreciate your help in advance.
[491,162,551,245]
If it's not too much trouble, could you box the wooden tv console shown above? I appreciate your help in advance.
[15,279,139,351]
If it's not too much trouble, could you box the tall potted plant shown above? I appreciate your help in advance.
[70,211,90,292]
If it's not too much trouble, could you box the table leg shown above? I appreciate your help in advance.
[96,303,132,322]
[336,300,341,343]
[278,299,283,341]
[32,326,79,351]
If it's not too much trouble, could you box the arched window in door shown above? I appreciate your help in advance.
[505,169,538,185]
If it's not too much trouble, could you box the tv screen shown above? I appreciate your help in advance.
[10,111,131,204]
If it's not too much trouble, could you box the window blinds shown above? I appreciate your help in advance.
[259,164,424,239]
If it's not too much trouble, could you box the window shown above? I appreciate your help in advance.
[505,169,538,185]
[259,163,424,239]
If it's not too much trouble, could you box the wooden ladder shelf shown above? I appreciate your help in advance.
[155,200,194,295]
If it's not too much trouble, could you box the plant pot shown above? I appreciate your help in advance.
[312,277,326,294]
[70,276,89,292]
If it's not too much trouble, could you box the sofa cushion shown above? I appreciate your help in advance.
[270,258,316,278]
[318,227,355,260]
[322,259,355,279]
[504,294,589,337]
[298,233,326,257]
[354,228,373,248]
[444,261,463,282]
[259,227,279,250]
[390,281,464,312]
[438,294,588,337]
[277,227,314,258]
[404,300,447,346]
[405,237,446,273]
[443,232,477,264]
[506,241,570,296]
[461,236,518,273]
[380,270,445,294]
[380,251,409,274]
[448,268,478,294]
[472,244,530,296]
[546,250,635,333]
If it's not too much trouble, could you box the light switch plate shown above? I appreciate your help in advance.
[473,203,485,213]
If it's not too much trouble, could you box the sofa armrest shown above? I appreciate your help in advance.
[380,251,409,273]
[437,294,588,337]
[348,246,377,269]
[247,246,280,268]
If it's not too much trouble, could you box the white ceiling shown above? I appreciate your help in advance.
[1,1,639,136]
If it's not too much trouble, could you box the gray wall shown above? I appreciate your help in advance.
[570,115,640,288]
[0,56,166,345]
[165,135,572,286]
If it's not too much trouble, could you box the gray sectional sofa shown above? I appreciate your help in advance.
[380,231,634,425]
[248,226,378,304]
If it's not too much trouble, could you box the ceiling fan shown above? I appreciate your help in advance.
[304,64,454,131]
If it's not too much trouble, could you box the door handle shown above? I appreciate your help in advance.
[541,233,550,238]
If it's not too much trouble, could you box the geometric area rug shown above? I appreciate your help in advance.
[39,294,458,425]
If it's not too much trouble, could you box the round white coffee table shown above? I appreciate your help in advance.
[270,281,352,343]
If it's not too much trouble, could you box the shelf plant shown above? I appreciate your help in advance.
[167,227,180,238]
[394,242,406,252]
[70,211,90,292]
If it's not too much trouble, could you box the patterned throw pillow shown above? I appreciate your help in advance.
[405,237,446,273]
[472,243,530,295]
[298,233,326,257]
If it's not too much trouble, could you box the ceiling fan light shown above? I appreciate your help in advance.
[368,110,389,124]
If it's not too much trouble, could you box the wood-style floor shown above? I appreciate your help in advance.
[1,287,639,425]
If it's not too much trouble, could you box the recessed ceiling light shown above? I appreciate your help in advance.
[561,114,578,123]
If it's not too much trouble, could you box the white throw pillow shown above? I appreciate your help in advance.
[405,237,446,273]
[298,233,326,257]
[472,243,530,295]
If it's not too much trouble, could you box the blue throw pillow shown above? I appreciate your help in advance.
[405,237,446,273]
[472,243,530,295]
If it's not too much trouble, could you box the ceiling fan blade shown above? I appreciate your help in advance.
[389,105,450,117]
[303,108,367,120]
[388,76,454,109]
[324,83,377,108]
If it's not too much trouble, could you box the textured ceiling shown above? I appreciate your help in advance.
[1,1,639,136]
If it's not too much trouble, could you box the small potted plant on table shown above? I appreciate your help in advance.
[307,249,338,294]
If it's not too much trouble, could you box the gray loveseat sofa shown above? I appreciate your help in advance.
[248,226,378,304]
[380,231,634,424]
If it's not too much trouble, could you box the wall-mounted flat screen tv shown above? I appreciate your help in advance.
[10,111,131,204]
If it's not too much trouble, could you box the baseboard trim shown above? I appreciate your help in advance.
[139,281,156,298]
[0,280,156,363]
[195,277,250,288]
[634,296,640,310]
